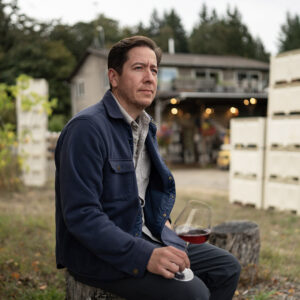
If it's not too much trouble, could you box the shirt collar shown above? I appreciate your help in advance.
[111,91,151,127]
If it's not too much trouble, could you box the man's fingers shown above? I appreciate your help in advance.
[159,266,176,279]
[167,252,187,272]
[146,246,190,278]
[166,246,190,270]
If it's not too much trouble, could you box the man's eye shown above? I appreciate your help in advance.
[134,66,142,70]
[152,69,158,75]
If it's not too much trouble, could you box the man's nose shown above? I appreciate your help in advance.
[143,68,156,83]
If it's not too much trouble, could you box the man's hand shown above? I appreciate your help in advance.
[146,246,190,279]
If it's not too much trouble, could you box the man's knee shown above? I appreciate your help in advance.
[222,252,241,285]
[229,253,241,278]
[184,285,210,300]
[172,277,210,300]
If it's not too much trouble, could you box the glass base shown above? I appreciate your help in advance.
[174,268,194,282]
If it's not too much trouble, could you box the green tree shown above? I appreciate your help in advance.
[278,13,300,53]
[159,9,189,53]
[190,5,269,61]
[134,9,189,53]
[93,14,122,48]
[0,1,75,128]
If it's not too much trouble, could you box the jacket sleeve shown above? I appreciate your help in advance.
[57,118,156,277]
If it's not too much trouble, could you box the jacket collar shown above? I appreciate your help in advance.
[102,90,124,120]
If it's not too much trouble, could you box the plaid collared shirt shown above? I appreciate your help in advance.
[112,92,161,243]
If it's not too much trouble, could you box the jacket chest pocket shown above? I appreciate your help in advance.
[102,159,137,201]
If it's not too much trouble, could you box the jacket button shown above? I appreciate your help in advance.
[117,165,121,171]
[171,195,174,199]
[168,176,172,180]
[133,268,139,275]
[163,213,167,217]
[135,233,139,236]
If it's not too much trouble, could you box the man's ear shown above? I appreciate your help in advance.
[108,68,119,89]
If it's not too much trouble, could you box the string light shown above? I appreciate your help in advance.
[171,108,178,115]
[250,97,257,105]
[244,99,249,105]
[205,108,213,115]
[230,107,239,115]
[170,98,177,105]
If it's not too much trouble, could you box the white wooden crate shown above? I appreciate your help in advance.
[18,110,47,128]
[26,155,47,169]
[289,52,300,82]
[264,180,300,215]
[23,170,47,187]
[268,86,300,116]
[31,127,46,141]
[20,141,47,156]
[267,117,300,148]
[230,117,266,148]
[230,149,264,178]
[265,150,300,181]
[270,54,291,86]
[229,176,263,208]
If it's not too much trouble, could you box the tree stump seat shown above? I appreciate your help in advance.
[209,220,260,282]
[66,271,125,300]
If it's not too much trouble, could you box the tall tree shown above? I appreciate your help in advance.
[135,9,189,53]
[93,13,122,48]
[161,9,189,53]
[0,0,76,127]
[189,5,269,61]
[278,13,300,53]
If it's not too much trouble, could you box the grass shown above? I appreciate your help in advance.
[252,290,276,300]
[0,181,300,299]
[172,189,300,282]
[0,185,65,300]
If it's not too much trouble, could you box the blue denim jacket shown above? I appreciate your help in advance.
[55,90,185,282]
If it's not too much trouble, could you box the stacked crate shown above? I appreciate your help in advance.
[229,118,266,208]
[264,50,300,215]
[17,79,48,187]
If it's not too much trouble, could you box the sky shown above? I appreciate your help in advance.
[17,0,300,55]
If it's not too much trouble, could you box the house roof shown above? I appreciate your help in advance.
[161,53,269,70]
[69,47,269,80]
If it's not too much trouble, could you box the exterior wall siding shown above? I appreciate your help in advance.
[71,55,109,115]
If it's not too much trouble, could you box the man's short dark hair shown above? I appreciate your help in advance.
[108,36,162,75]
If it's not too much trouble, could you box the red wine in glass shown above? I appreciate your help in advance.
[178,228,211,244]
[173,200,212,281]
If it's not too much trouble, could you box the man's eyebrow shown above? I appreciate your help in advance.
[132,62,158,68]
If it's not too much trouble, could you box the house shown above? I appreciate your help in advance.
[69,48,269,164]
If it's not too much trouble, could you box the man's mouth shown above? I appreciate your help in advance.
[139,89,153,94]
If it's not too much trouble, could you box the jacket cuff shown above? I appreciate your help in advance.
[126,238,158,278]
[161,226,187,251]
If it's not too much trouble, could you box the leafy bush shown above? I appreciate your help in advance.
[48,114,67,132]
[0,75,57,190]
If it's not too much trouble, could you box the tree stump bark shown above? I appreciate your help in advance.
[65,271,125,300]
[209,220,260,282]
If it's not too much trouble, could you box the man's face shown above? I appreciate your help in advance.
[109,46,158,117]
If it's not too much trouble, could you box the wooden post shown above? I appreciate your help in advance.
[65,271,124,300]
[209,220,260,282]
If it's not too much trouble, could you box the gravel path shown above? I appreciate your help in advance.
[172,168,229,196]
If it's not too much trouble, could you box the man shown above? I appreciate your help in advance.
[55,36,240,300]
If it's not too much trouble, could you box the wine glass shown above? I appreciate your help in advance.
[173,200,212,281]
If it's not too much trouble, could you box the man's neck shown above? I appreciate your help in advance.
[111,90,141,120]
